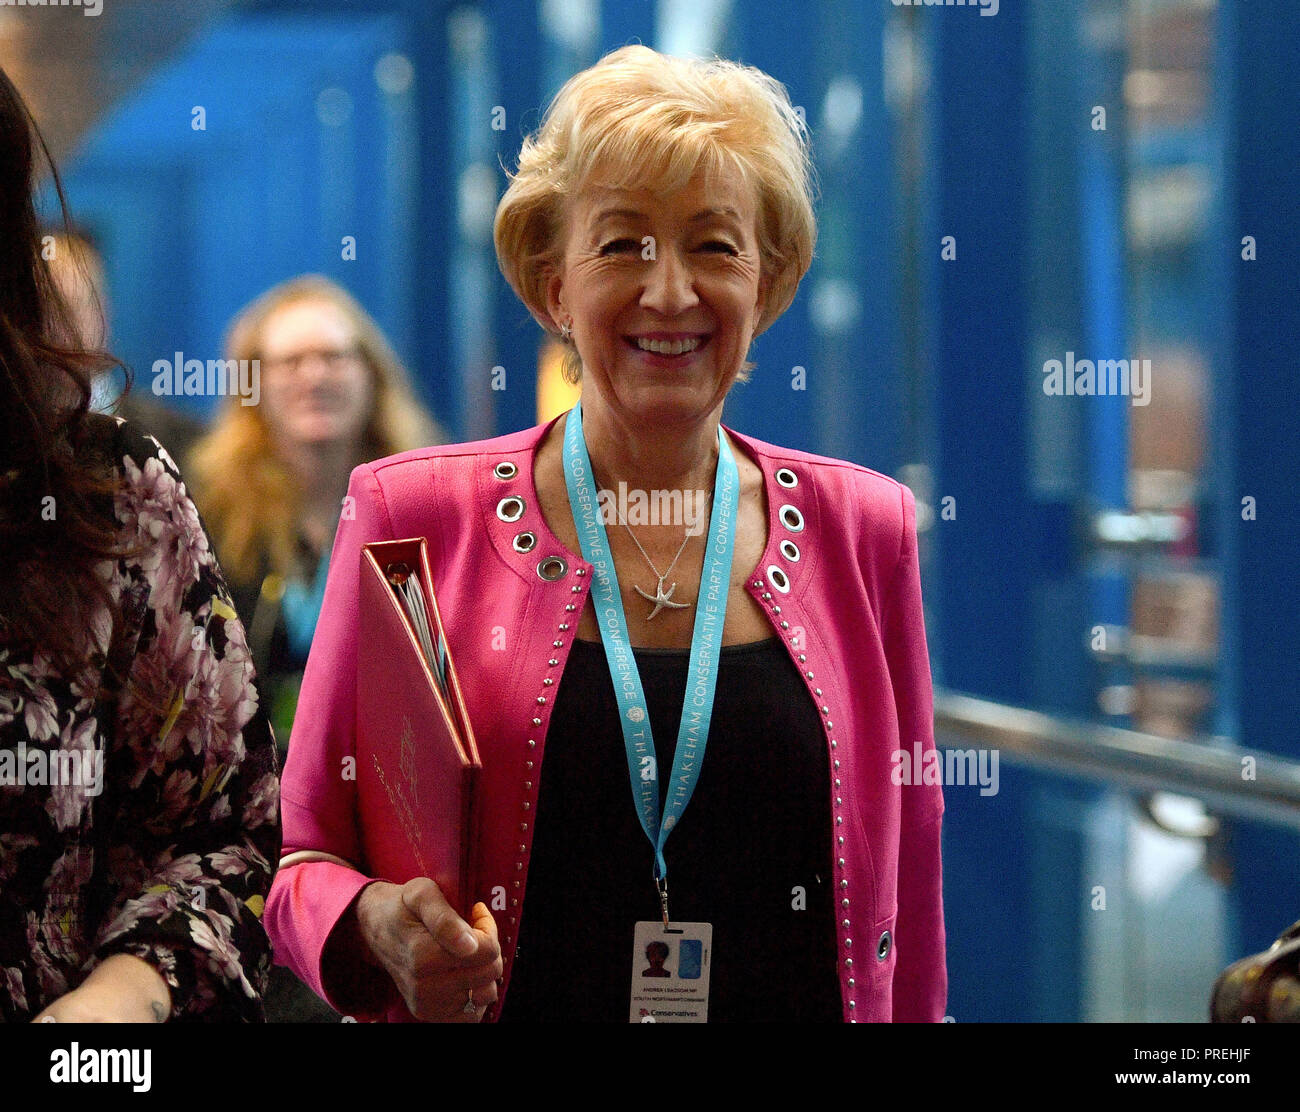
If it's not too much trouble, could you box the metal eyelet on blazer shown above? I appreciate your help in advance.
[779,504,804,532]
[497,496,525,522]
[775,467,798,488]
[877,930,892,961]
[493,461,518,480]
[536,556,568,581]
[766,565,791,594]
[512,532,536,553]
[780,539,800,562]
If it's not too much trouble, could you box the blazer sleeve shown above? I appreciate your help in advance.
[879,482,948,1022]
[263,463,398,1019]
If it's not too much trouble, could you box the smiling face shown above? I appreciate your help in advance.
[257,298,374,452]
[546,162,767,432]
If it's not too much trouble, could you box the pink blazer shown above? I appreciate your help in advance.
[265,413,946,1022]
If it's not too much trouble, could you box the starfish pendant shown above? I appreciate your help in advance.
[634,577,691,621]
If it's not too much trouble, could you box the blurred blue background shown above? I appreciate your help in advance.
[9,0,1298,1021]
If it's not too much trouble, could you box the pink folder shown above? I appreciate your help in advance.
[356,537,481,918]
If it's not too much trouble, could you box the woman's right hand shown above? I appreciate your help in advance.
[354,878,503,1022]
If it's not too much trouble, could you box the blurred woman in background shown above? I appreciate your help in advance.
[0,64,279,1022]
[189,276,442,748]
[188,275,441,1021]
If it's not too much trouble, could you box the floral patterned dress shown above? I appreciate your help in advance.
[0,416,280,1022]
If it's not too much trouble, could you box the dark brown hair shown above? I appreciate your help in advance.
[0,65,133,684]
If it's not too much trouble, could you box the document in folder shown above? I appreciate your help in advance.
[356,537,481,918]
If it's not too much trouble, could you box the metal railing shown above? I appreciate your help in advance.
[934,691,1300,831]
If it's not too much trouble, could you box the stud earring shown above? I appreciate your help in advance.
[559,320,572,341]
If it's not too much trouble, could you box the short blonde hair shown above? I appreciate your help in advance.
[189,275,443,583]
[494,45,816,383]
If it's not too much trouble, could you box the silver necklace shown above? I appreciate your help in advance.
[594,466,708,621]
[623,522,693,621]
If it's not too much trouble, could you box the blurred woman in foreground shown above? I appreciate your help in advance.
[0,65,279,1022]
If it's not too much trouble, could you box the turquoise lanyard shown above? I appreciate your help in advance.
[562,402,739,918]
[281,545,331,661]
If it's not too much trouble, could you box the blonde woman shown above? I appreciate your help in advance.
[190,276,443,747]
[268,46,946,1024]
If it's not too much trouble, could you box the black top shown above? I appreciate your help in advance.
[500,636,841,1022]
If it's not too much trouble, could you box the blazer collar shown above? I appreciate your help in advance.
[477,409,818,601]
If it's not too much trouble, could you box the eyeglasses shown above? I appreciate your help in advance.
[260,347,361,375]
